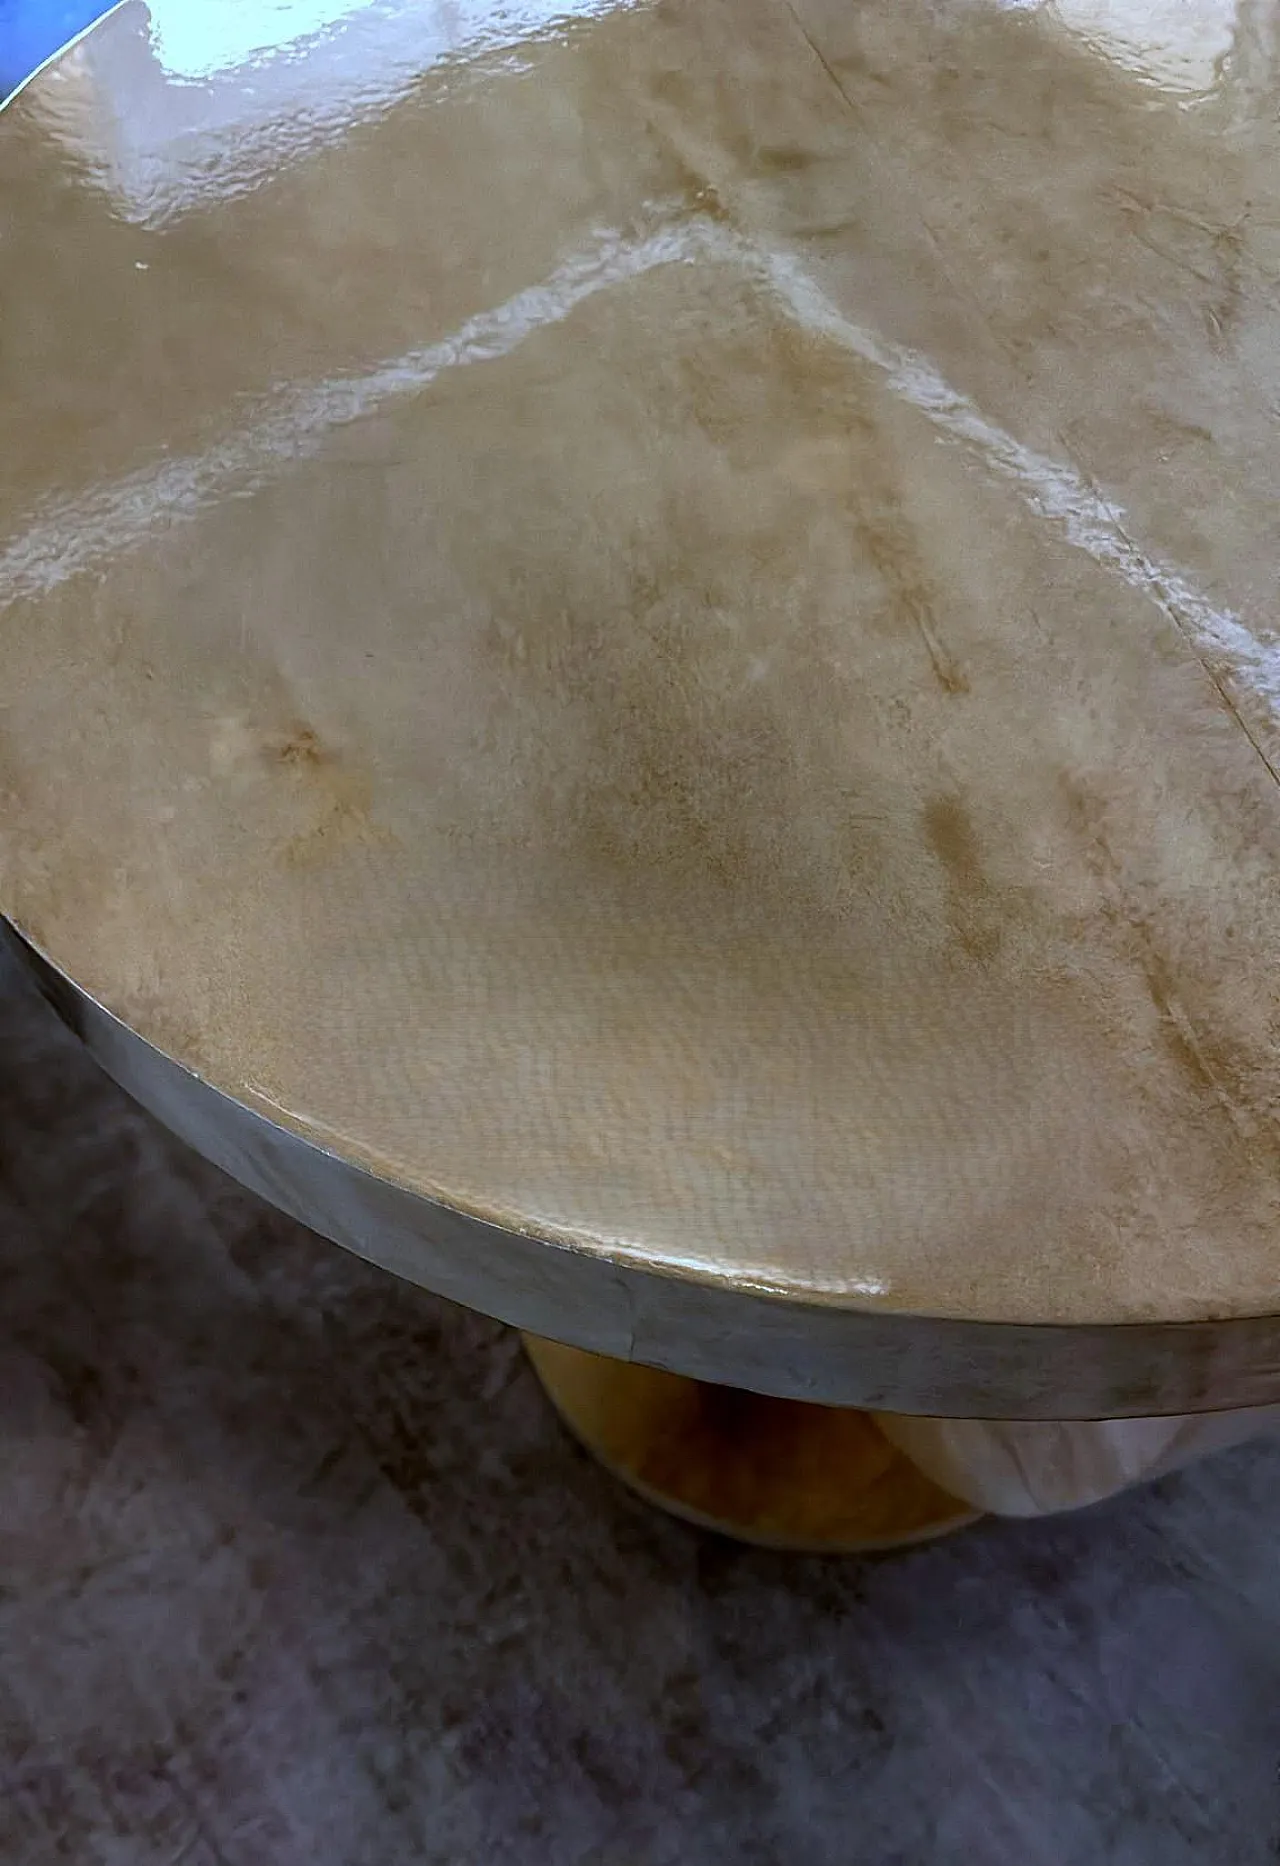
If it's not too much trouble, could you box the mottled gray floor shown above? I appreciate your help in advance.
[2,952,1279,1866]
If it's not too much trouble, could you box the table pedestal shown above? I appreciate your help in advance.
[523,1336,979,1551]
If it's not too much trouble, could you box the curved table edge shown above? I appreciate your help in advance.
[6,917,1280,1420]
[0,1,128,118]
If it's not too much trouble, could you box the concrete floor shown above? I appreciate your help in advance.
[2,945,1279,1865]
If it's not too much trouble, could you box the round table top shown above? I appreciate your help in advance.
[4,0,1280,1413]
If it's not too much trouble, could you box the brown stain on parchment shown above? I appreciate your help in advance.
[266,721,392,869]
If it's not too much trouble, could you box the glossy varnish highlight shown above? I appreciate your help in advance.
[3,0,1280,1337]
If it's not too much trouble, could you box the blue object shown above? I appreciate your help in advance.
[0,1,115,102]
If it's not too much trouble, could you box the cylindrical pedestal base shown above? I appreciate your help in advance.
[523,1336,979,1552]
